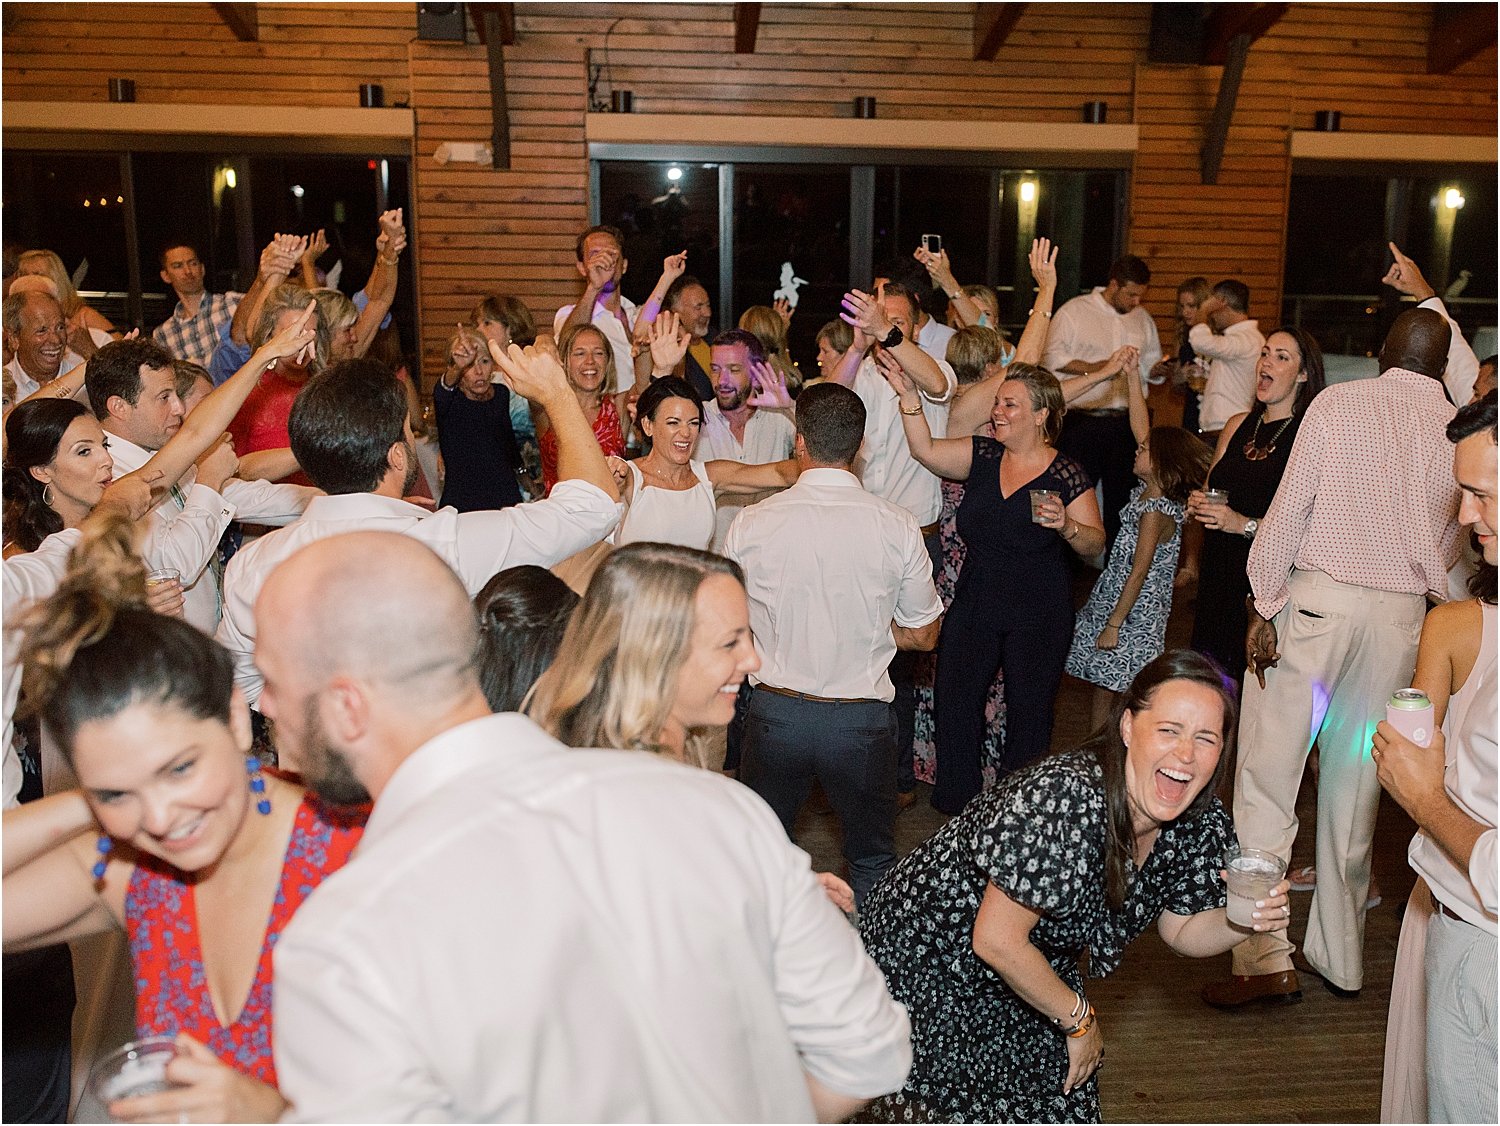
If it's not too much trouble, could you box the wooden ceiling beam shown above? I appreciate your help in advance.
[1202,2,1285,65]
[734,3,762,54]
[1200,31,1251,185]
[470,2,516,46]
[973,3,1027,62]
[210,2,258,42]
[1428,2,1496,74]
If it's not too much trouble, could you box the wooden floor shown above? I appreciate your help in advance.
[793,573,1415,1123]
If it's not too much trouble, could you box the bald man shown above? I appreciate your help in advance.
[259,532,912,1122]
[1203,307,1462,1010]
[216,348,621,711]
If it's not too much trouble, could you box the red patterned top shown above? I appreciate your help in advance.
[538,394,626,496]
[125,794,364,1085]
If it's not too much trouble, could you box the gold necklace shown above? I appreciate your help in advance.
[1243,412,1294,462]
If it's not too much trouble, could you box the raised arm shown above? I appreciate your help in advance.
[3,790,118,951]
[300,229,329,290]
[635,251,687,328]
[1383,241,1480,404]
[704,457,799,495]
[875,350,974,480]
[914,246,984,328]
[350,210,405,358]
[1124,351,1150,446]
[231,234,305,345]
[1059,345,1136,405]
[842,288,949,399]
[489,342,619,501]
[1012,238,1059,367]
[559,244,619,335]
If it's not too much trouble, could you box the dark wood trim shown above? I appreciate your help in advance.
[209,2,258,42]
[470,2,516,47]
[973,3,1027,61]
[1200,32,1250,184]
[1427,2,1495,74]
[733,3,761,54]
[1202,2,1285,65]
[481,9,511,169]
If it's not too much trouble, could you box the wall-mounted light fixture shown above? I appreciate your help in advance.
[1019,180,1037,204]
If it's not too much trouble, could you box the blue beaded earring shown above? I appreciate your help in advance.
[247,755,271,816]
[91,835,113,881]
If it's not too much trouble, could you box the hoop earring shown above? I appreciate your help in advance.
[247,755,271,816]
[91,835,113,881]
[41,482,55,509]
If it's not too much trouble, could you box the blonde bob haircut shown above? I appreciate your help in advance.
[557,322,619,394]
[17,250,83,318]
[525,542,745,769]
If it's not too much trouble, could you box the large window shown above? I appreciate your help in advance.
[1284,170,1497,359]
[3,146,416,351]
[595,151,1126,373]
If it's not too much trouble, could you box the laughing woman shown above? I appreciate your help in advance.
[857,651,1291,1123]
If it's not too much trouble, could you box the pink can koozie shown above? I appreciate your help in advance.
[1386,689,1434,748]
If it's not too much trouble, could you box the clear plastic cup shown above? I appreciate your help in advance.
[89,1036,180,1114]
[1202,488,1229,507]
[145,568,181,587]
[1224,844,1286,928]
[1029,488,1060,524]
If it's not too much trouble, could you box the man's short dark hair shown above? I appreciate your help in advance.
[159,241,201,269]
[1448,389,1497,445]
[709,328,766,367]
[1108,255,1151,287]
[1480,355,1497,370]
[288,358,408,494]
[1213,279,1250,314]
[665,275,706,312]
[85,339,177,418]
[880,281,924,320]
[795,382,866,465]
[574,224,624,262]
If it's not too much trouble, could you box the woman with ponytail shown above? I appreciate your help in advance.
[2,510,363,1122]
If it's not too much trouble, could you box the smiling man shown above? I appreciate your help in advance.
[152,242,242,368]
[3,291,85,399]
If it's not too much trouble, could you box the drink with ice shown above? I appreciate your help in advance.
[1223,845,1286,928]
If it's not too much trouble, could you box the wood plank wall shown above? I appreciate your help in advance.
[4,2,1495,377]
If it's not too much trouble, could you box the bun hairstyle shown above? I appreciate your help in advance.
[2,398,88,553]
[16,508,234,759]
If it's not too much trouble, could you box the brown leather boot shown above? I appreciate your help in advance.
[1200,970,1302,1010]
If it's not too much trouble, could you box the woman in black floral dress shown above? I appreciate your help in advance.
[857,651,1293,1123]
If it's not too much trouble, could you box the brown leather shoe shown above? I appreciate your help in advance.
[1200,970,1302,1010]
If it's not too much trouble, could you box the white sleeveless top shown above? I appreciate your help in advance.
[615,459,717,551]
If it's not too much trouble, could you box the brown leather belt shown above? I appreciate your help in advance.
[755,683,879,706]
[1434,898,1473,925]
[919,521,940,538]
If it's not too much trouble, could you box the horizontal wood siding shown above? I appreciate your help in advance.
[3,2,1494,374]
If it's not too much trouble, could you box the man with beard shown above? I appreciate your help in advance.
[216,348,621,712]
[696,328,795,550]
[1042,254,1162,544]
[256,531,913,1122]
[663,273,716,401]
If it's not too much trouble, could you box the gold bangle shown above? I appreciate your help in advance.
[1028,307,1053,318]
[380,254,400,266]
[900,404,924,416]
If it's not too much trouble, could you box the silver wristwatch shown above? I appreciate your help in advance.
[1243,518,1259,541]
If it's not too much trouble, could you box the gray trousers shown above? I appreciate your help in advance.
[1426,911,1497,1123]
[739,689,897,907]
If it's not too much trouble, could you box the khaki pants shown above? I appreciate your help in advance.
[1230,569,1425,990]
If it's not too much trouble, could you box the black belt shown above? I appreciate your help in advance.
[1072,407,1128,417]
[1434,899,1475,926]
[755,683,880,706]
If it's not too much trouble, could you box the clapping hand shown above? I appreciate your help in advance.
[648,311,690,375]
[840,288,894,340]
[745,361,793,410]
[1028,237,1059,290]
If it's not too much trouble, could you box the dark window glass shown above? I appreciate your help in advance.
[872,165,992,328]
[597,161,721,315]
[734,165,849,373]
[132,152,243,327]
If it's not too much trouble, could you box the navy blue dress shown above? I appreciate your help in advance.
[434,381,524,512]
[932,438,1092,814]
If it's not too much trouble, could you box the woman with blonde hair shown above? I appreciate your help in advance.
[16,249,116,339]
[533,322,630,495]
[737,304,803,397]
[527,542,855,910]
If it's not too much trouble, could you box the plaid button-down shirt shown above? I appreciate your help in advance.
[152,291,241,367]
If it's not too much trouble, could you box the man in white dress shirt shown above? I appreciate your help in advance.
[261,531,913,1123]
[1042,254,1162,543]
[3,291,85,400]
[85,338,317,634]
[216,349,621,711]
[728,383,943,905]
[552,224,637,383]
[1189,278,1264,441]
[697,328,795,550]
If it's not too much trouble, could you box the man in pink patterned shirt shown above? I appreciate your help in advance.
[1202,307,1462,1008]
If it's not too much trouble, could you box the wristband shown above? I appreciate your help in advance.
[1028,308,1053,318]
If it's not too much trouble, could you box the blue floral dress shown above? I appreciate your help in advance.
[1067,484,1184,692]
[858,751,1231,1123]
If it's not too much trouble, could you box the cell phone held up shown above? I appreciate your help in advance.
[921,233,942,255]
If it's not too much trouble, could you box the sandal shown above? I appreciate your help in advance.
[1285,864,1382,908]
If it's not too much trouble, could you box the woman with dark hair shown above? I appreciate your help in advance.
[1188,326,1327,685]
[2,511,363,1122]
[473,565,579,712]
[610,376,796,551]
[3,399,112,557]
[858,650,1293,1124]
